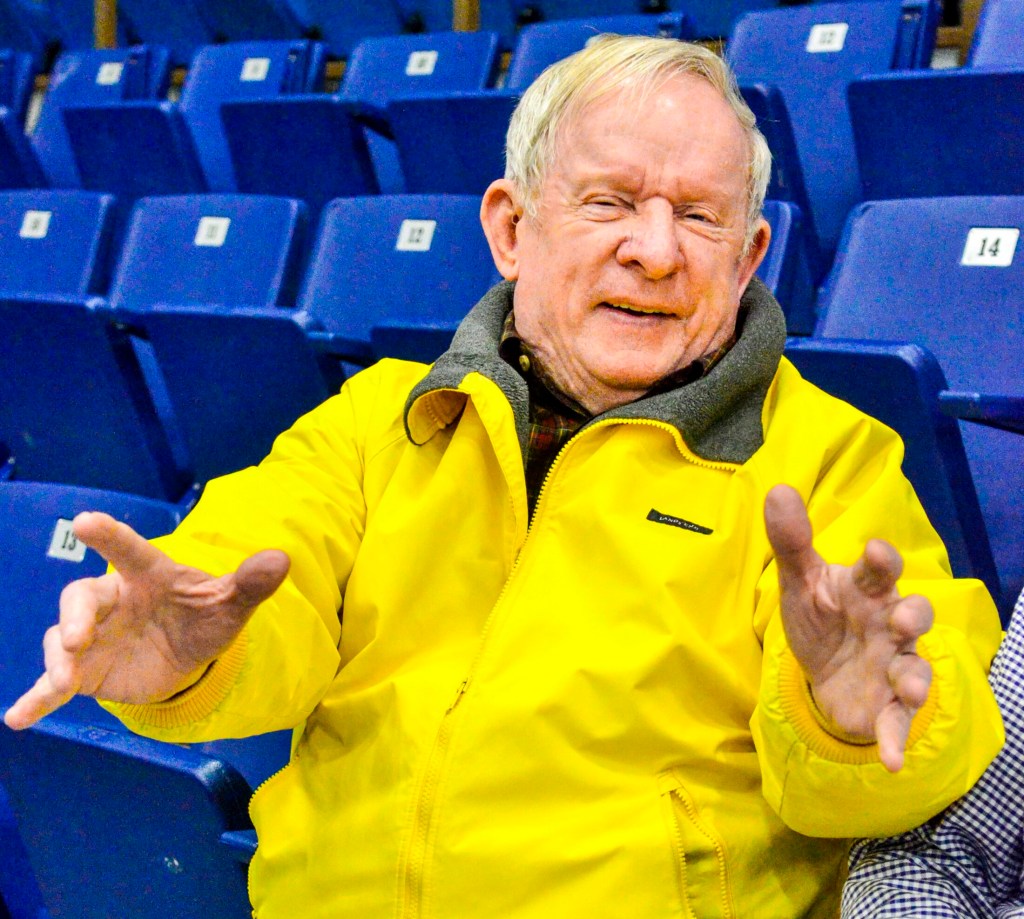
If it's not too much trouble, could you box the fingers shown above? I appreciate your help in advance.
[889,593,934,647]
[889,651,932,709]
[59,574,121,649]
[873,651,932,773]
[3,627,80,730]
[851,539,904,598]
[875,701,913,773]
[764,484,821,583]
[73,512,167,578]
[232,550,291,612]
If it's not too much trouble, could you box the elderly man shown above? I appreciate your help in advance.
[4,35,1004,919]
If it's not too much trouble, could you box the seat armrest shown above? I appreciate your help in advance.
[939,391,1024,435]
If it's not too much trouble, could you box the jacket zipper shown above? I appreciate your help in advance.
[246,755,297,914]
[664,780,735,919]
[398,417,734,917]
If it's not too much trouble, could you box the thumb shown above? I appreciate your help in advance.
[764,484,821,586]
[230,550,291,612]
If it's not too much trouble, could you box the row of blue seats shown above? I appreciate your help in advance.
[0,15,693,203]
[1,184,1021,612]
[1,0,454,65]
[0,191,1022,919]
[3,1,1023,295]
[3,0,972,66]
[0,187,810,495]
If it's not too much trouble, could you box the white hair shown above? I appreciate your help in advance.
[504,34,772,252]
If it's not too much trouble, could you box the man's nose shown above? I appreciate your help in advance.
[615,204,682,279]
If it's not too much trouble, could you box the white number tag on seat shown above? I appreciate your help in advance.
[20,210,51,239]
[806,23,848,53]
[406,50,439,76]
[961,228,1019,267]
[240,57,271,82]
[96,61,124,85]
[396,219,436,251]
[47,519,87,562]
[194,216,231,247]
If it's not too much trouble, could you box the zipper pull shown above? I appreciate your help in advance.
[447,680,469,712]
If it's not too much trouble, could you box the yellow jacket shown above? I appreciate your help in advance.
[111,281,1004,918]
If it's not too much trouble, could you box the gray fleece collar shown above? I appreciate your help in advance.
[404,277,787,465]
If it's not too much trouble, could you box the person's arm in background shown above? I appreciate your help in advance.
[839,590,1024,919]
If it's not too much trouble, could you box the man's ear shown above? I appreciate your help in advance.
[480,179,523,281]
[737,217,772,295]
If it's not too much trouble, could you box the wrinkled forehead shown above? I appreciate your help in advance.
[552,70,749,164]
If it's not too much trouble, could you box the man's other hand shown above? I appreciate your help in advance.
[764,484,934,772]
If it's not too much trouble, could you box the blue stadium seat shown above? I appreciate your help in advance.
[0,189,115,296]
[107,194,311,481]
[0,480,181,918]
[848,67,1024,201]
[343,30,501,124]
[967,0,1024,67]
[220,85,377,221]
[300,194,501,364]
[221,29,501,214]
[504,12,695,87]
[62,40,327,219]
[30,45,172,188]
[0,187,191,500]
[738,82,823,279]
[387,90,519,195]
[0,49,45,190]
[727,0,936,278]
[299,0,433,58]
[0,47,35,121]
[396,0,454,33]
[480,1,778,45]
[0,0,58,68]
[195,0,311,44]
[0,719,258,918]
[814,195,1024,618]
[112,194,497,484]
[0,294,193,500]
[758,200,815,335]
[342,30,502,193]
[110,194,309,313]
[386,12,693,196]
[113,0,216,68]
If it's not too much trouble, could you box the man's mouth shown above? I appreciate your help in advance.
[602,301,673,317]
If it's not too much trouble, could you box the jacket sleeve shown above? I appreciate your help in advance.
[838,600,1024,918]
[749,390,1005,839]
[104,365,394,742]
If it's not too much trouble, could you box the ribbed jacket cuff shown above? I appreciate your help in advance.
[105,631,248,729]
[778,645,939,765]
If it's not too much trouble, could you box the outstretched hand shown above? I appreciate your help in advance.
[764,485,934,772]
[4,512,289,731]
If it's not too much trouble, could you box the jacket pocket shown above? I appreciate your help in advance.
[658,770,736,919]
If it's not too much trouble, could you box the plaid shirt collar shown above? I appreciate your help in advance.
[499,310,737,512]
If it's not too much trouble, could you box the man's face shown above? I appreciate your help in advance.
[482,73,769,413]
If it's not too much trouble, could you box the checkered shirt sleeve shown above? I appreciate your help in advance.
[841,589,1024,918]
